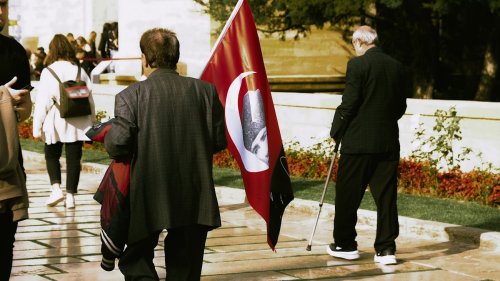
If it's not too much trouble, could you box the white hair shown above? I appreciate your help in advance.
[352,26,378,45]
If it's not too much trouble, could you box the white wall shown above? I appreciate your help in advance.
[11,0,117,50]
[115,0,211,77]
[37,83,497,172]
[272,92,500,171]
[92,0,118,37]
[12,0,212,77]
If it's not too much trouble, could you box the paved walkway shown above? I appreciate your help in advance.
[10,152,500,280]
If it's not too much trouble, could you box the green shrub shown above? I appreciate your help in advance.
[407,106,499,205]
[411,106,472,171]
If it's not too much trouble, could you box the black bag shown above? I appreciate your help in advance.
[47,65,91,118]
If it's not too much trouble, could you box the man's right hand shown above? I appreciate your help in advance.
[3,76,29,104]
[3,76,33,122]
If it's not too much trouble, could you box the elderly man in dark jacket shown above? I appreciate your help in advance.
[327,25,409,265]
[105,28,227,281]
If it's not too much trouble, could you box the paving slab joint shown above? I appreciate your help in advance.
[231,191,500,251]
[445,227,500,251]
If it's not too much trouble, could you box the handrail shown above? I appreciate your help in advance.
[268,75,345,93]
[81,57,141,61]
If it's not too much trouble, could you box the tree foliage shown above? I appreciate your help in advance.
[195,0,500,101]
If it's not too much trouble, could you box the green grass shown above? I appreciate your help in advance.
[21,139,500,232]
[20,139,44,154]
[215,167,500,232]
[21,139,112,165]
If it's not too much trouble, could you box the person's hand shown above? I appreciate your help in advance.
[2,77,33,122]
[32,129,43,139]
[3,76,29,104]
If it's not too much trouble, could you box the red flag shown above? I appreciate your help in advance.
[200,0,294,250]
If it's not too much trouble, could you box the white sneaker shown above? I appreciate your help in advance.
[326,243,360,260]
[65,193,75,209]
[374,249,397,265]
[46,189,64,206]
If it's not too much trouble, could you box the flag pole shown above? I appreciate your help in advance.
[306,140,341,251]
[199,0,245,77]
[199,0,294,250]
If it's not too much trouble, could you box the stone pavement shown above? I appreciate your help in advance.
[10,151,500,281]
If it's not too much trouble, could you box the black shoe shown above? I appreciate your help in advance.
[374,248,397,265]
[326,243,360,260]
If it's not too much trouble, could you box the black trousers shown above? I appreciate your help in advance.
[44,141,83,194]
[119,225,209,281]
[0,211,18,281]
[333,152,400,253]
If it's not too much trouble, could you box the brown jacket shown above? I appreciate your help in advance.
[0,88,29,222]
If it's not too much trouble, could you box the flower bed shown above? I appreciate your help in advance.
[19,114,499,207]
[214,149,500,207]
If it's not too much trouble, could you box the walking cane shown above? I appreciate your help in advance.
[306,140,341,251]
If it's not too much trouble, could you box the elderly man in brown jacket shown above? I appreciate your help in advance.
[0,77,31,280]
[1,1,33,277]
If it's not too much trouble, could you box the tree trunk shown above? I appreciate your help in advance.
[413,75,434,99]
[374,0,438,100]
[414,83,434,99]
[474,42,497,101]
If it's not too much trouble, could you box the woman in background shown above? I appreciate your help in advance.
[32,34,96,209]
[88,31,97,59]
[98,23,111,59]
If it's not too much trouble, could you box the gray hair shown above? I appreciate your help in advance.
[352,26,378,45]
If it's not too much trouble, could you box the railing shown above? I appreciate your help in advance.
[82,57,191,85]
[268,75,345,93]
[83,58,348,93]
